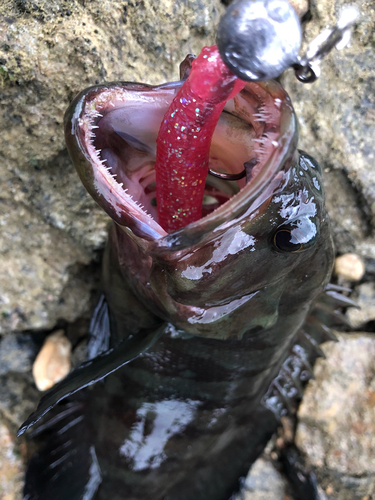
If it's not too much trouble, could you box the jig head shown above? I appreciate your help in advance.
[217,0,359,84]
[217,0,302,81]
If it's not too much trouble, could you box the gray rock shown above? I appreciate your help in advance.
[232,455,287,500]
[296,333,375,500]
[282,0,375,258]
[0,373,40,428]
[347,281,375,328]
[0,333,38,375]
[0,418,24,500]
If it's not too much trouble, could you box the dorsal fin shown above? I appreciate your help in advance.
[262,284,357,419]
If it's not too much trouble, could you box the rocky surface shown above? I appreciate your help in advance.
[296,334,375,500]
[0,0,374,498]
[232,454,288,500]
[0,420,24,500]
[282,0,375,257]
[347,281,375,328]
[284,4,375,492]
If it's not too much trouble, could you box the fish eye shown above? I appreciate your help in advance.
[273,228,302,253]
[273,218,319,253]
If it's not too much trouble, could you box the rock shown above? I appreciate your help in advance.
[0,420,24,500]
[32,330,71,391]
[0,373,39,427]
[282,0,375,259]
[296,334,375,500]
[232,455,287,500]
[323,170,368,254]
[346,282,375,328]
[334,253,365,281]
[0,333,40,426]
[0,0,223,333]
[289,0,309,17]
[0,333,38,375]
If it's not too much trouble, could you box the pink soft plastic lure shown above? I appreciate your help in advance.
[154,45,245,233]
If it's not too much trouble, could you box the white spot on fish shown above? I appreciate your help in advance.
[187,291,258,325]
[119,400,199,470]
[182,227,256,280]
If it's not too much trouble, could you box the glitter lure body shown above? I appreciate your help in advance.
[155,46,244,232]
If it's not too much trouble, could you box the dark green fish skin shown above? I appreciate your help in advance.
[23,72,335,500]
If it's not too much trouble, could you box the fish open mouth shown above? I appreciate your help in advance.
[65,78,296,243]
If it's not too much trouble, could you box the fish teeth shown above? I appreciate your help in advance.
[91,140,154,221]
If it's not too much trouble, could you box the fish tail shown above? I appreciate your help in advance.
[23,398,101,500]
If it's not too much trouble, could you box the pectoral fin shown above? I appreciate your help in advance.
[18,325,165,436]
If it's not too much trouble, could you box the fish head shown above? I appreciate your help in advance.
[65,71,334,340]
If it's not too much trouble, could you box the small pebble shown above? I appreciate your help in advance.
[288,0,309,17]
[334,253,365,281]
[32,330,71,391]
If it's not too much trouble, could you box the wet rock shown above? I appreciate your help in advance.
[334,253,365,282]
[0,0,223,332]
[346,282,375,328]
[32,329,71,391]
[282,0,375,258]
[0,420,24,500]
[296,333,375,500]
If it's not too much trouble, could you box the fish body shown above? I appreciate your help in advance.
[23,61,336,500]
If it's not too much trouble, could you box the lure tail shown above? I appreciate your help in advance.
[154,45,245,232]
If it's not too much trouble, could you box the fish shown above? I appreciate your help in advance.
[19,50,354,500]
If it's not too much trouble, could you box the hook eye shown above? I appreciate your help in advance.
[208,169,246,181]
[293,63,318,83]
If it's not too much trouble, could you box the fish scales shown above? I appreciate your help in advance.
[21,55,338,500]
